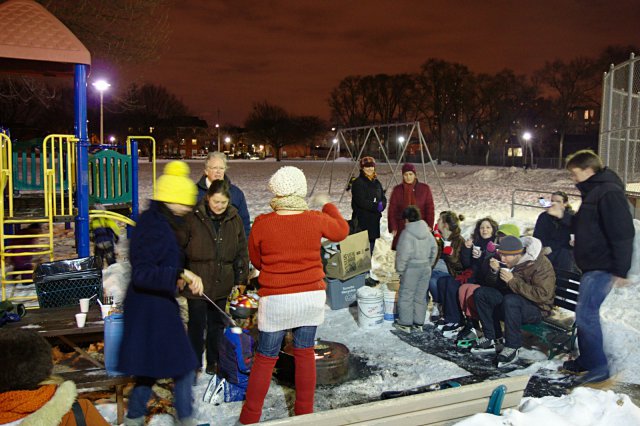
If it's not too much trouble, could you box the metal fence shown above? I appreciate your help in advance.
[599,53,640,194]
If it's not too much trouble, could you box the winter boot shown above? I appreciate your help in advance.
[560,359,587,376]
[496,347,519,367]
[238,353,278,424]
[293,347,316,416]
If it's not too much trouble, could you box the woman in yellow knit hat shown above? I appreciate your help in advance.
[118,161,205,426]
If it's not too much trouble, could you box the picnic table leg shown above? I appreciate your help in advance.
[57,335,105,369]
[116,384,124,424]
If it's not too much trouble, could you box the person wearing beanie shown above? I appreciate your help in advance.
[0,329,110,425]
[196,152,251,237]
[472,235,555,367]
[238,166,349,425]
[388,163,435,250]
[181,179,249,376]
[118,160,205,426]
[497,223,520,238]
[350,156,386,253]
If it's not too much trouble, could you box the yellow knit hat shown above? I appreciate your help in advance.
[154,161,197,206]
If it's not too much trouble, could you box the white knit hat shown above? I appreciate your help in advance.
[268,166,307,197]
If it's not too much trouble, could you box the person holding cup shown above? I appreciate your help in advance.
[118,161,204,426]
[533,190,578,273]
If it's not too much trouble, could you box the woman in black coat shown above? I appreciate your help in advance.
[533,191,578,273]
[118,161,204,426]
[350,156,387,252]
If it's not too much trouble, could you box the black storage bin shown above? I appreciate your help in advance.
[34,257,103,308]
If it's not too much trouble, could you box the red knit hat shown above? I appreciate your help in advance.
[360,156,375,168]
[402,163,416,174]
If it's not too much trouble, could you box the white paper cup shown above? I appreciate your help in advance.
[443,241,452,248]
[75,313,87,328]
[100,304,112,319]
[79,298,90,313]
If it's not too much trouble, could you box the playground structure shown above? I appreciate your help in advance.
[599,52,640,216]
[0,0,159,303]
[310,121,450,208]
[1,134,155,303]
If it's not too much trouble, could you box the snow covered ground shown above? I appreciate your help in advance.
[13,159,640,425]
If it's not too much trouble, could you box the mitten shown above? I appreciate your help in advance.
[442,245,453,256]
[486,241,497,253]
[377,201,384,212]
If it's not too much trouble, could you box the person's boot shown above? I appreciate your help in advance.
[293,347,316,416]
[238,353,278,424]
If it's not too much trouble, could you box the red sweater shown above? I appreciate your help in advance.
[249,203,349,296]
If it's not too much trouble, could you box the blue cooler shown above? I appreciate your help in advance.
[104,313,124,376]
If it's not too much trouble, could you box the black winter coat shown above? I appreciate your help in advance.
[567,168,634,277]
[534,210,577,273]
[181,201,249,301]
[350,171,387,241]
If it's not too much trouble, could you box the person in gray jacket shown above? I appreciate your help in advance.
[394,205,438,332]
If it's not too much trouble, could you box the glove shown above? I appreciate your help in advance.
[309,192,331,209]
[442,245,453,256]
[486,241,497,253]
[377,201,384,212]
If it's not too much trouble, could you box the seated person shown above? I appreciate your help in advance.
[533,191,578,273]
[437,217,498,339]
[471,235,556,366]
[0,328,110,425]
[457,223,520,340]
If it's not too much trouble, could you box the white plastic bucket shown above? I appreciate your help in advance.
[356,286,384,328]
[382,286,398,322]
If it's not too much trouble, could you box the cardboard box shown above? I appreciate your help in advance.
[325,274,366,310]
[322,231,371,280]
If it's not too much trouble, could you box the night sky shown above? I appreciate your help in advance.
[117,0,639,126]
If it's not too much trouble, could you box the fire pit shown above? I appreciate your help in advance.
[275,339,350,385]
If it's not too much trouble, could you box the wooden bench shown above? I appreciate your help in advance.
[260,375,530,425]
[59,368,134,424]
[521,269,581,359]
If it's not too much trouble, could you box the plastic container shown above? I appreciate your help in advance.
[382,285,398,322]
[104,313,125,376]
[356,286,384,328]
[34,257,102,308]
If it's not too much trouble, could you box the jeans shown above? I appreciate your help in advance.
[257,326,317,358]
[575,270,613,371]
[428,270,450,304]
[127,369,195,420]
[474,287,542,348]
[439,275,462,324]
[187,297,227,368]
[397,265,431,326]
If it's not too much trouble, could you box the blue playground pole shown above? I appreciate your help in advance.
[74,64,90,257]
[129,139,139,238]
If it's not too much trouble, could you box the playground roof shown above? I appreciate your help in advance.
[0,0,90,76]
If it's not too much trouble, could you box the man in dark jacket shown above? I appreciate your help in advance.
[472,236,556,367]
[350,156,386,253]
[548,149,635,386]
[197,152,251,236]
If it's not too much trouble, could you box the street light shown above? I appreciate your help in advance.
[522,132,532,167]
[397,136,405,162]
[225,136,231,154]
[215,124,221,152]
[92,79,110,144]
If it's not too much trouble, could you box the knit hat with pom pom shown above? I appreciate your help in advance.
[154,160,197,206]
[268,166,307,198]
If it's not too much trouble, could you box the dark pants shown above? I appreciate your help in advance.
[438,276,462,324]
[474,287,542,349]
[187,297,227,368]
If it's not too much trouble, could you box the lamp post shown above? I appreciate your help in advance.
[92,79,110,144]
[215,124,221,152]
[225,136,231,155]
[522,131,532,168]
[397,136,405,162]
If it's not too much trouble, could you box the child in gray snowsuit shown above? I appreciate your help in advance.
[394,205,438,332]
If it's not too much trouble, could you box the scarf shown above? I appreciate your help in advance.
[0,385,57,423]
[270,195,309,212]
[402,181,416,207]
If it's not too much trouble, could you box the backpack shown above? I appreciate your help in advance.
[218,327,254,387]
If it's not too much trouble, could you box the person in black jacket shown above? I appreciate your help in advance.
[350,156,387,253]
[549,149,635,386]
[533,191,578,273]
